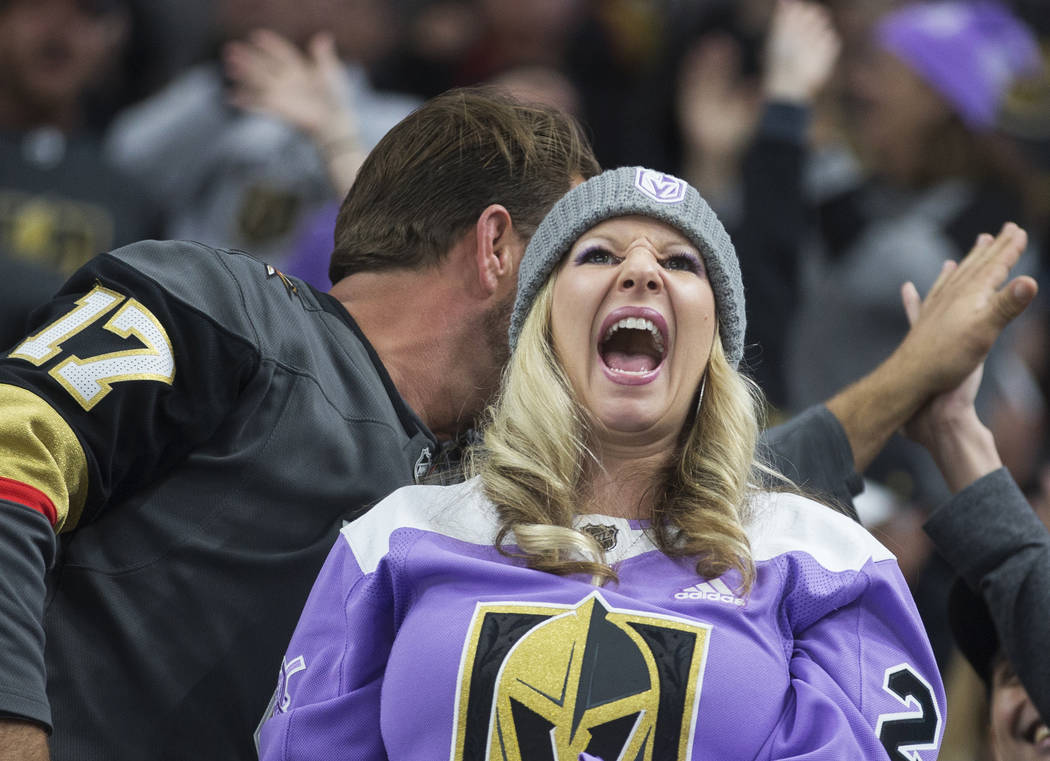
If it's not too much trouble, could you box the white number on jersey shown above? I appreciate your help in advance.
[11,285,176,410]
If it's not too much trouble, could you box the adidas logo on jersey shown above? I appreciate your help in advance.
[674,579,745,606]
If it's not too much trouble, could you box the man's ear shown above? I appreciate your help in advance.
[473,204,517,296]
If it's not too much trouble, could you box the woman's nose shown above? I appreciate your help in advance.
[619,251,661,292]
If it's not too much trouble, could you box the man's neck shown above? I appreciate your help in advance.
[330,267,491,441]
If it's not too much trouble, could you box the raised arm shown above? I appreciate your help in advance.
[737,0,841,405]
[224,30,366,198]
[762,224,1035,510]
[901,257,1050,720]
[824,223,1036,473]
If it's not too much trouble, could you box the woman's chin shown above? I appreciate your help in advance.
[590,405,686,445]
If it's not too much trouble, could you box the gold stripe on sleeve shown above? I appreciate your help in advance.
[0,383,89,532]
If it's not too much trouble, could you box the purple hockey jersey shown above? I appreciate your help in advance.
[258,479,945,760]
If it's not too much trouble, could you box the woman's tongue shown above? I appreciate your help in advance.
[603,350,659,373]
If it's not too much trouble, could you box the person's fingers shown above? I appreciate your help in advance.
[780,1,835,44]
[800,1,834,32]
[310,32,342,78]
[813,28,842,73]
[963,222,1025,276]
[308,32,336,62]
[223,41,254,75]
[956,230,996,270]
[768,0,790,32]
[901,281,921,326]
[954,224,1029,309]
[925,227,1003,301]
[231,43,281,81]
[924,258,958,303]
[224,41,278,89]
[989,223,1028,273]
[992,274,1039,326]
[250,28,303,68]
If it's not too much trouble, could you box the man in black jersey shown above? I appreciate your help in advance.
[0,87,599,761]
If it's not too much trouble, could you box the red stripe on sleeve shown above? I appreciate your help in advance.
[0,477,58,527]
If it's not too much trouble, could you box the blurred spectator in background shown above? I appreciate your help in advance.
[994,46,1050,498]
[777,0,1047,685]
[77,0,211,131]
[371,0,594,96]
[0,0,160,347]
[919,370,1050,758]
[371,0,662,169]
[786,0,1044,508]
[658,0,839,408]
[661,0,766,223]
[653,5,1049,743]
[944,522,1050,761]
[488,64,582,121]
[223,27,391,289]
[368,0,478,99]
[447,0,589,83]
[226,19,588,290]
[104,0,418,266]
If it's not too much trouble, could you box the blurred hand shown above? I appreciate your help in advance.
[763,0,841,103]
[676,35,761,161]
[225,29,364,196]
[224,30,354,146]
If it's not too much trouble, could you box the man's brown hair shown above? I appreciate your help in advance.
[328,86,600,283]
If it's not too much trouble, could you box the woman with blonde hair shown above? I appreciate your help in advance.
[258,167,945,760]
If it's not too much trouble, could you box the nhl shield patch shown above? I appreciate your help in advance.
[580,523,619,551]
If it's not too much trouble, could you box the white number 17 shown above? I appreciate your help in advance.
[10,285,176,411]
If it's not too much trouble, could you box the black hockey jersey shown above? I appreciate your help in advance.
[0,240,438,760]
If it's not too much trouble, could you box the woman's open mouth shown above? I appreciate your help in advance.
[598,308,668,384]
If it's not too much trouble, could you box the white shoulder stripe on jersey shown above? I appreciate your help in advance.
[345,484,892,576]
[746,491,895,571]
[341,478,498,574]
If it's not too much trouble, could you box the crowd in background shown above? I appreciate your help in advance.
[2,0,1049,758]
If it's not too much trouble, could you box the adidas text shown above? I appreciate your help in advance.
[675,580,745,606]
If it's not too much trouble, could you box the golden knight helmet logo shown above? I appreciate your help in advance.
[451,593,711,761]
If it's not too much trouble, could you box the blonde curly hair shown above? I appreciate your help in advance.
[469,271,770,592]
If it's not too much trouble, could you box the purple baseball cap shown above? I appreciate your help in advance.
[876,0,1041,131]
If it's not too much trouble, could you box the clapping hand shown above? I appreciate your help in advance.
[901,225,1038,491]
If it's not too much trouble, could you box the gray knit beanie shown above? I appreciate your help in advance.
[509,166,746,368]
